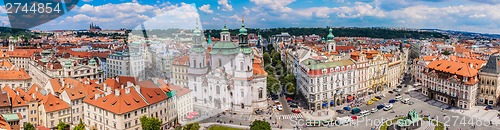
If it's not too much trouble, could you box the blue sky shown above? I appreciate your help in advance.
[1,0,500,34]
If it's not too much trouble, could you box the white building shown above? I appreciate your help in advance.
[188,21,268,111]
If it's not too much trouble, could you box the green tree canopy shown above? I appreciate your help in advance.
[182,122,200,130]
[266,75,279,94]
[57,121,68,130]
[250,120,271,130]
[263,52,271,66]
[286,83,295,94]
[140,116,163,130]
[73,119,85,130]
[23,123,35,130]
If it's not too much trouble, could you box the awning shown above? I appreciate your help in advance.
[322,102,327,107]
[330,101,334,105]
[347,95,354,100]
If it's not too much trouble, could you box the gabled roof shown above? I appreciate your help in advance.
[49,79,62,93]
[42,93,70,112]
[83,88,148,114]
[137,80,168,105]
[426,60,478,77]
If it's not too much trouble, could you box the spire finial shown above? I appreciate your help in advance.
[241,16,245,27]
[196,18,199,29]
[224,20,227,28]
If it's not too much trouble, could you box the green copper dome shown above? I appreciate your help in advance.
[222,23,229,33]
[327,28,334,40]
[239,19,247,35]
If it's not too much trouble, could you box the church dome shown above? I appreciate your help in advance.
[327,28,334,40]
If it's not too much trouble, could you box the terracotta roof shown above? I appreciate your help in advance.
[167,83,191,97]
[83,88,148,114]
[423,56,437,61]
[27,84,41,95]
[426,60,478,77]
[137,80,168,105]
[117,76,136,86]
[455,57,486,70]
[173,55,189,66]
[64,82,88,100]
[2,86,16,99]
[0,116,11,130]
[0,61,31,80]
[42,93,70,113]
[49,79,62,93]
[103,78,120,90]
[253,63,267,76]
[6,49,42,58]
[0,90,11,107]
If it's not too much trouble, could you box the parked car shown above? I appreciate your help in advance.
[367,101,374,105]
[371,97,379,101]
[277,105,283,111]
[389,99,397,103]
[383,104,393,111]
[395,88,402,92]
[292,109,301,113]
[395,96,403,101]
[335,116,352,126]
[289,103,298,108]
[375,96,382,100]
[371,108,378,113]
[408,101,414,105]
[336,109,345,114]
[388,91,394,94]
[395,93,401,97]
[359,110,371,117]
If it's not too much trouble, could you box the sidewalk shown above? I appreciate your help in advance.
[449,106,500,124]
[301,108,336,120]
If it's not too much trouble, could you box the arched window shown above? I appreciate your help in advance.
[199,63,202,68]
[218,58,222,67]
[258,88,263,99]
[240,62,244,70]
[193,60,197,68]
[216,86,220,94]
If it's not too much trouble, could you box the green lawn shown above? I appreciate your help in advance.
[208,125,243,130]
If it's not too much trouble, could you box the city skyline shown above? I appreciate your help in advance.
[0,0,499,34]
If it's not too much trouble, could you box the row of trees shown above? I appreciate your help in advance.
[23,116,160,130]
[205,27,448,40]
[263,45,297,95]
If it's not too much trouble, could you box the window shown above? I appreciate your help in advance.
[216,86,220,94]
[258,89,263,99]
[240,62,244,70]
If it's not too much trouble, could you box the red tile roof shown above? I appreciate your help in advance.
[426,60,478,77]
[83,88,148,114]
[41,93,70,113]
[137,80,168,105]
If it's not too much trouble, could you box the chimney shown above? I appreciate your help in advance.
[134,85,140,93]
[114,89,120,96]
[121,84,124,89]
[125,87,130,94]
[115,76,120,82]
[469,63,473,68]
[94,93,100,100]
[61,78,65,87]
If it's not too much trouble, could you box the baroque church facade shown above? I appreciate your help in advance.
[188,20,268,111]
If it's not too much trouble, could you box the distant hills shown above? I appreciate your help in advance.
[205,27,449,39]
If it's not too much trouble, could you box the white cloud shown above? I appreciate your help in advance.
[199,4,214,14]
[296,2,385,18]
[243,7,250,15]
[82,0,93,2]
[250,0,295,12]
[469,13,487,18]
[218,0,233,11]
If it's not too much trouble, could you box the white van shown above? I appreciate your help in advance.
[335,116,352,126]
[383,104,393,111]
[395,96,403,101]
[402,98,410,104]
[360,110,371,117]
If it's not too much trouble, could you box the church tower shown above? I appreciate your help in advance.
[220,22,231,42]
[326,28,336,53]
[238,17,248,47]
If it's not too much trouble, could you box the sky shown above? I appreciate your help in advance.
[1,0,500,34]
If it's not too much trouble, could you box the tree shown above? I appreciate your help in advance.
[271,52,281,66]
[263,52,271,66]
[250,120,271,130]
[140,116,163,130]
[266,75,279,94]
[182,122,200,130]
[286,83,295,94]
[441,50,451,55]
[23,123,35,130]
[57,121,68,130]
[73,119,85,130]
